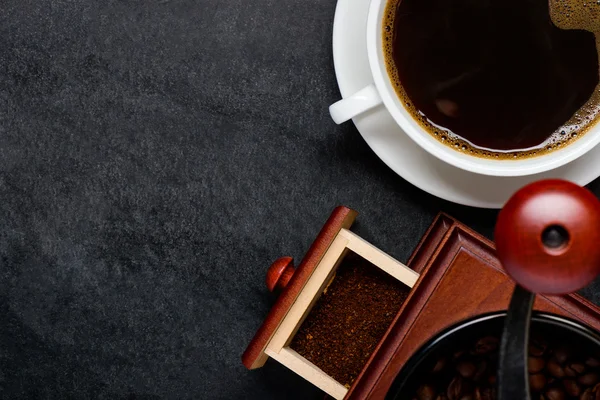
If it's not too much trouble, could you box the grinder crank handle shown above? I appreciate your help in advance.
[494,179,600,400]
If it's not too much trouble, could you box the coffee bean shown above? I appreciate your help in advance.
[530,373,547,392]
[593,383,600,400]
[475,387,494,400]
[529,357,546,373]
[581,388,594,400]
[579,372,600,386]
[435,395,448,400]
[545,387,566,400]
[572,362,586,375]
[433,357,447,373]
[457,360,477,379]
[417,384,437,400]
[566,362,586,377]
[547,359,566,378]
[488,375,497,386]
[447,377,464,400]
[586,357,600,368]
[530,341,547,357]
[454,350,466,360]
[474,336,499,355]
[553,347,571,364]
[473,360,487,382]
[564,379,582,397]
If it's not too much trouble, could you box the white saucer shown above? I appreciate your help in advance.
[332,0,600,208]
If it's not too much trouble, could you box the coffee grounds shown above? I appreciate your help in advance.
[290,251,410,387]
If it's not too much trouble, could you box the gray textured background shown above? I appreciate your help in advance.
[2,0,600,399]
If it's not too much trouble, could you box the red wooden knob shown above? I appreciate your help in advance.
[494,179,600,294]
[266,257,295,292]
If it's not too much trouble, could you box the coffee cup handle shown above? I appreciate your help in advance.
[329,84,383,124]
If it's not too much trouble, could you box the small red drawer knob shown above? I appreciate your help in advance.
[266,257,295,292]
[494,179,600,294]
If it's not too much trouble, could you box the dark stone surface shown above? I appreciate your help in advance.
[1,0,599,399]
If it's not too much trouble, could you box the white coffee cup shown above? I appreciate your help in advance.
[329,0,600,177]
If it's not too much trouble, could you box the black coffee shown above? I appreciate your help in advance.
[383,0,600,159]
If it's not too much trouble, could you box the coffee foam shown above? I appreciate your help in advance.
[550,0,600,32]
[383,0,600,160]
